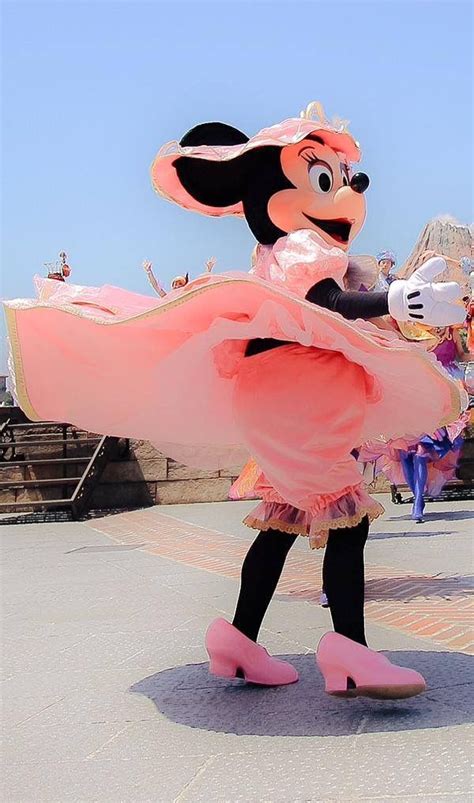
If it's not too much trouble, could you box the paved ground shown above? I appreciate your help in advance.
[1,495,473,802]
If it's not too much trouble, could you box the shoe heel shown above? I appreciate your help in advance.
[318,660,351,695]
[208,655,239,679]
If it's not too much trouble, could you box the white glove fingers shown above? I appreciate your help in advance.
[433,281,464,302]
[412,257,447,283]
[433,302,466,325]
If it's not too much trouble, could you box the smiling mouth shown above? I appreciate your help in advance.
[303,214,352,244]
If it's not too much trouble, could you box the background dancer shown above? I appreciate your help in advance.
[45,251,72,283]
[374,250,397,290]
[359,319,470,522]
[143,257,216,295]
[396,323,469,522]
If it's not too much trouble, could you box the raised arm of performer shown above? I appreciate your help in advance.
[142,260,167,297]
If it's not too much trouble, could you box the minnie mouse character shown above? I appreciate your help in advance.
[4,102,467,700]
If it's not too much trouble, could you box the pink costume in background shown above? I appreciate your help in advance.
[358,330,469,501]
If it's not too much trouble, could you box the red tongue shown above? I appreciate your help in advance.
[303,213,351,243]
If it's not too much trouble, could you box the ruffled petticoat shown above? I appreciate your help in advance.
[4,260,466,547]
[243,490,383,550]
[229,460,382,549]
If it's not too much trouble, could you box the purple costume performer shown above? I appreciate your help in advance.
[360,328,469,523]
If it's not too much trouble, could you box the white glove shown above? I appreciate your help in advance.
[388,257,466,326]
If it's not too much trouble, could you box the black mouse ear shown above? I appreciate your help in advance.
[179,122,249,148]
[175,122,251,208]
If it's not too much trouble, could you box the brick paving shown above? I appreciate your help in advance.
[85,506,474,655]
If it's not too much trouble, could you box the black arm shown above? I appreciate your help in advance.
[245,277,390,357]
[305,278,389,319]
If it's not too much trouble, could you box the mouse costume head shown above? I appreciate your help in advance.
[151,102,369,249]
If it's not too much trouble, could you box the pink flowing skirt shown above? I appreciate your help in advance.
[4,273,466,544]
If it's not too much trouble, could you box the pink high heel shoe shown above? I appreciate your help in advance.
[316,632,426,699]
[205,618,298,686]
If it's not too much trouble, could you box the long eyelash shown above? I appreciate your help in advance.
[301,149,320,166]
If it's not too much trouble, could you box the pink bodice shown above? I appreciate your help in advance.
[249,229,348,298]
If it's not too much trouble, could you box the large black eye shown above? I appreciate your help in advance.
[309,164,333,193]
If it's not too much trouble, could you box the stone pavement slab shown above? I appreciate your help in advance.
[86,498,474,654]
[1,495,473,802]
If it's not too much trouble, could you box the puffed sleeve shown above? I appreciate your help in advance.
[270,229,349,297]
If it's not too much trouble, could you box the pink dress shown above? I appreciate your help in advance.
[4,230,466,547]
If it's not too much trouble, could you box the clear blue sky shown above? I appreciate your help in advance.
[1,1,472,369]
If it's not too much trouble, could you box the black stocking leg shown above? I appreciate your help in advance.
[232,529,297,642]
[322,515,369,646]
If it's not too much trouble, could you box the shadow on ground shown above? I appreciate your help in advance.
[131,650,473,737]
[364,575,473,601]
[286,575,473,604]
[388,511,474,523]
[371,529,461,540]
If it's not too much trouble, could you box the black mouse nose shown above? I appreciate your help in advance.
[350,172,370,194]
